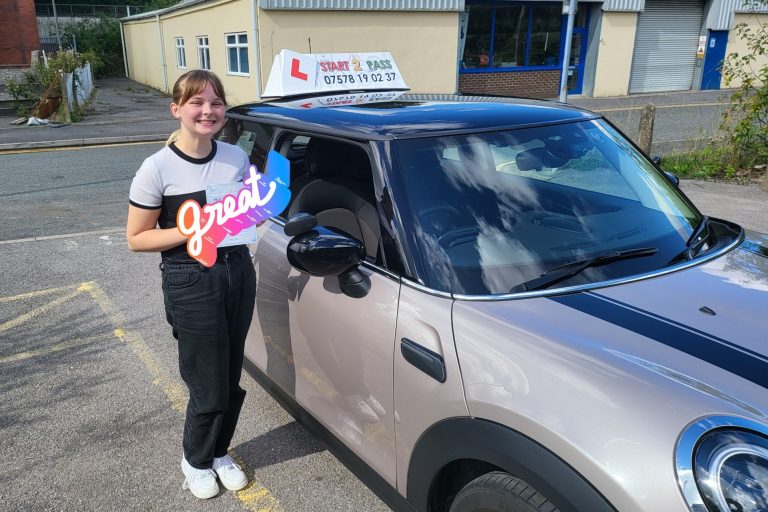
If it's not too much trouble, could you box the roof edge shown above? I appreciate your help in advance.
[119,0,214,22]
[260,0,464,11]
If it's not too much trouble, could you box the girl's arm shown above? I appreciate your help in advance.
[126,205,188,252]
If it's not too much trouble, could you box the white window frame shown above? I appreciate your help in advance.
[225,32,249,76]
[175,37,186,69]
[197,35,210,70]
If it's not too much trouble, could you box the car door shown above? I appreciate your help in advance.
[245,131,399,486]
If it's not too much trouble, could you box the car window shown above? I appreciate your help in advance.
[276,133,403,273]
[395,119,700,295]
[217,119,275,172]
[488,136,639,201]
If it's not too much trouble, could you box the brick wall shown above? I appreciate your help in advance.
[459,70,561,99]
[0,0,40,66]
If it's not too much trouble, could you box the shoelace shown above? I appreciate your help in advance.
[188,467,216,481]
[214,455,241,472]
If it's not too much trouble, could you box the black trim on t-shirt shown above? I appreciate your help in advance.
[129,199,161,210]
[169,140,217,164]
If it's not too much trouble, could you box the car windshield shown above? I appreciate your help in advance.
[395,119,702,295]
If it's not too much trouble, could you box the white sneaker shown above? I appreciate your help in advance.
[181,456,219,499]
[212,454,248,491]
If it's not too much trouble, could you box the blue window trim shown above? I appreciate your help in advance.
[461,65,561,74]
[461,1,568,73]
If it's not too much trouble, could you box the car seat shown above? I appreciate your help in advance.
[287,137,381,259]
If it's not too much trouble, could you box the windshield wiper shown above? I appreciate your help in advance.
[667,216,712,264]
[509,247,659,293]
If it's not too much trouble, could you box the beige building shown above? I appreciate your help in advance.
[120,0,768,102]
[121,0,459,106]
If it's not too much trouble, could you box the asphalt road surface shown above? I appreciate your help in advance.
[0,142,766,512]
[0,143,390,512]
[0,143,159,241]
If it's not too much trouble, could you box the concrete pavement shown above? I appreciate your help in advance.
[0,77,177,151]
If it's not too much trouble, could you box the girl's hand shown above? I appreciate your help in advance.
[126,205,188,252]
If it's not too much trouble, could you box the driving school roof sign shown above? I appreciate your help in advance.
[262,49,409,98]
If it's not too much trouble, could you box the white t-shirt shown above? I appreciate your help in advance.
[129,140,250,260]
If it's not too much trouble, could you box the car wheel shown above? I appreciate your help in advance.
[449,471,559,512]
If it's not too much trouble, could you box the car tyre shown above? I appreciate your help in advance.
[448,471,559,512]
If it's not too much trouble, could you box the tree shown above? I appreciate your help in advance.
[61,16,122,77]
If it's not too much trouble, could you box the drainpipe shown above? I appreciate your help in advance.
[251,0,262,99]
[119,21,129,77]
[559,0,577,103]
[157,14,169,92]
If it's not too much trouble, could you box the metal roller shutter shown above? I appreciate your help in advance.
[629,0,705,94]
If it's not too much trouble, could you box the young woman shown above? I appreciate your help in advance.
[126,70,255,499]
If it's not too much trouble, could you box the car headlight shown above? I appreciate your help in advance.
[676,416,768,512]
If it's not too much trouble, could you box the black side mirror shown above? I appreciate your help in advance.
[664,171,680,187]
[284,213,369,297]
[651,155,679,187]
[284,212,317,236]
[287,226,364,277]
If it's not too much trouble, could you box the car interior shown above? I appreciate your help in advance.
[278,135,383,261]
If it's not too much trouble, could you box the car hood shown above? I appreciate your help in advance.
[453,231,768,407]
[552,231,768,378]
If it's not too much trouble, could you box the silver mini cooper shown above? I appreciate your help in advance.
[220,93,768,512]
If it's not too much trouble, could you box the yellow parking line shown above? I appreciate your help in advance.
[83,282,188,414]
[112,328,189,414]
[0,284,77,303]
[84,282,283,511]
[231,451,285,512]
[0,332,113,364]
[0,287,83,334]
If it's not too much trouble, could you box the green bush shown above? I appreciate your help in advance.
[61,15,123,77]
[720,0,768,168]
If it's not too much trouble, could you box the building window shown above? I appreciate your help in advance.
[175,37,186,69]
[529,4,563,66]
[493,5,528,67]
[197,36,210,70]
[225,32,249,75]
[461,3,586,71]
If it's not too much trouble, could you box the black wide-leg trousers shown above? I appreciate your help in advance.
[161,246,256,469]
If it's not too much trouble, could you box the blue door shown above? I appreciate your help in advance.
[702,30,728,90]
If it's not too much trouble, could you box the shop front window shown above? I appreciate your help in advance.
[463,6,493,68]
[461,2,588,71]
[528,4,563,66]
[493,5,528,68]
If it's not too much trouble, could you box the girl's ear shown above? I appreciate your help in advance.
[170,103,180,119]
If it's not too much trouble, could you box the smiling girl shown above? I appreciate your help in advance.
[126,70,255,499]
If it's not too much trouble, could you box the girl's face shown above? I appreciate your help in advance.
[170,82,226,139]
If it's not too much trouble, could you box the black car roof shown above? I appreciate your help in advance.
[226,93,600,140]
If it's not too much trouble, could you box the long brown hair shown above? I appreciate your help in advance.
[166,70,227,145]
